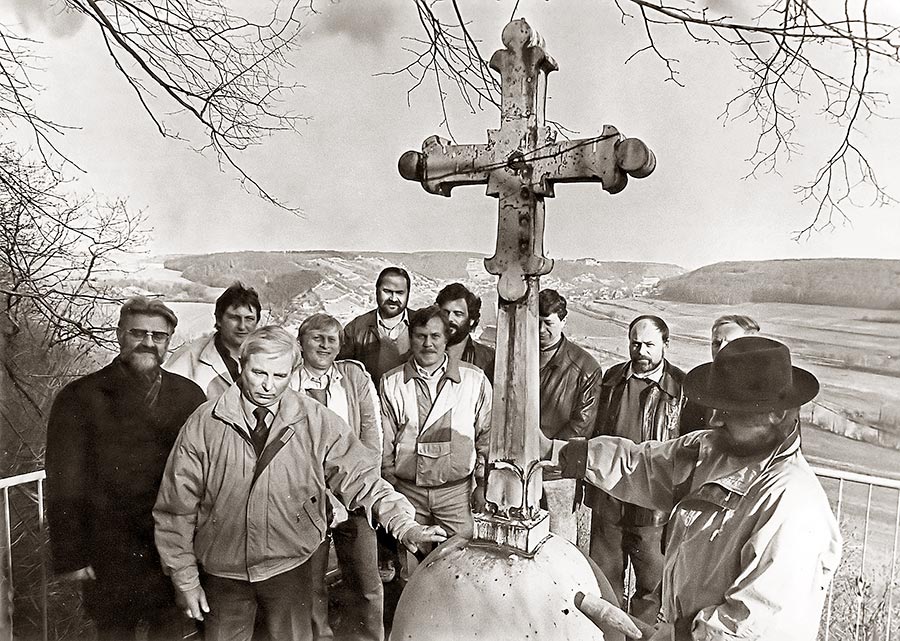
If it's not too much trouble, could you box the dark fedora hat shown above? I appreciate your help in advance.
[683,336,819,412]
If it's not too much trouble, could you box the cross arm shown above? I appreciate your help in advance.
[530,125,656,197]
[398,135,491,197]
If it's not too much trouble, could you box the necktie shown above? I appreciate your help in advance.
[251,407,270,457]
[306,387,327,405]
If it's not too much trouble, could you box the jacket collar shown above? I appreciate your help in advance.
[212,383,309,434]
[198,332,230,372]
[542,334,571,370]
[697,424,802,496]
[362,309,379,331]
[402,354,461,384]
[607,359,681,398]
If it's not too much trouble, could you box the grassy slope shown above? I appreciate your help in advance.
[656,258,900,309]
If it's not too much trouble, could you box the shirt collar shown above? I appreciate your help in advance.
[403,353,461,384]
[299,364,341,388]
[376,309,408,330]
[626,360,664,384]
[239,392,279,428]
[415,353,448,380]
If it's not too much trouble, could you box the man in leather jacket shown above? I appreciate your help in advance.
[538,289,602,548]
[338,266,414,388]
[588,314,685,624]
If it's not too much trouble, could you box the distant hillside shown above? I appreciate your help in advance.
[157,251,682,324]
[655,259,900,309]
[548,258,681,287]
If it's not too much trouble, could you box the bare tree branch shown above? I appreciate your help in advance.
[0,142,146,351]
[404,0,900,233]
[1,0,310,211]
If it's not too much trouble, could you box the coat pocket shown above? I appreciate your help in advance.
[302,494,327,540]
[416,441,451,458]
[415,440,457,486]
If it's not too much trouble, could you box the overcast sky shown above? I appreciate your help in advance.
[5,0,900,270]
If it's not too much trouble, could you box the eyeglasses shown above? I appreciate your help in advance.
[126,329,171,343]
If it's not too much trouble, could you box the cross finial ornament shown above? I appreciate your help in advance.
[399,18,655,546]
[400,19,655,302]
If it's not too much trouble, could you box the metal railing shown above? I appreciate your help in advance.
[813,465,900,641]
[1,470,47,641]
[2,466,898,641]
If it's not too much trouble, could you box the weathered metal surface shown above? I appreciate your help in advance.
[398,20,655,588]
[472,510,550,555]
[484,283,544,504]
[390,535,607,641]
[398,18,655,521]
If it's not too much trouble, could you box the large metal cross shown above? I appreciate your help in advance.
[399,19,655,543]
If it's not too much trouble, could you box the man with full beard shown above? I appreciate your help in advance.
[588,314,685,624]
[45,296,206,641]
[547,337,841,641]
[338,267,415,584]
[436,282,495,383]
[339,266,414,388]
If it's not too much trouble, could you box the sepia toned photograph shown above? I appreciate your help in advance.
[1,1,898,640]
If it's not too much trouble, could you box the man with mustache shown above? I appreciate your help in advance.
[45,296,207,641]
[339,267,414,388]
[380,306,492,577]
[588,314,685,624]
[165,282,261,399]
[435,282,495,383]
[547,337,841,640]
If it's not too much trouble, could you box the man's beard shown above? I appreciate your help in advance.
[631,357,659,373]
[378,300,405,319]
[123,347,163,375]
[447,322,471,346]
[710,428,784,458]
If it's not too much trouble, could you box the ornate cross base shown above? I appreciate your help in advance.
[473,510,550,556]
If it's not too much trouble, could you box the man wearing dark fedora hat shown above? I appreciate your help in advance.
[544,336,842,640]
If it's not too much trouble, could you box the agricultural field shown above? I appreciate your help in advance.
[567,298,900,452]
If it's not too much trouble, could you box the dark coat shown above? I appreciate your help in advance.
[338,309,412,386]
[45,359,205,593]
[679,400,710,433]
[589,359,685,526]
[539,335,603,441]
[459,336,495,384]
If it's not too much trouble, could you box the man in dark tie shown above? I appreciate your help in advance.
[154,326,446,641]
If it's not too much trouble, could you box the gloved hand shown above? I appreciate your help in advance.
[575,591,654,639]
[558,436,589,479]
